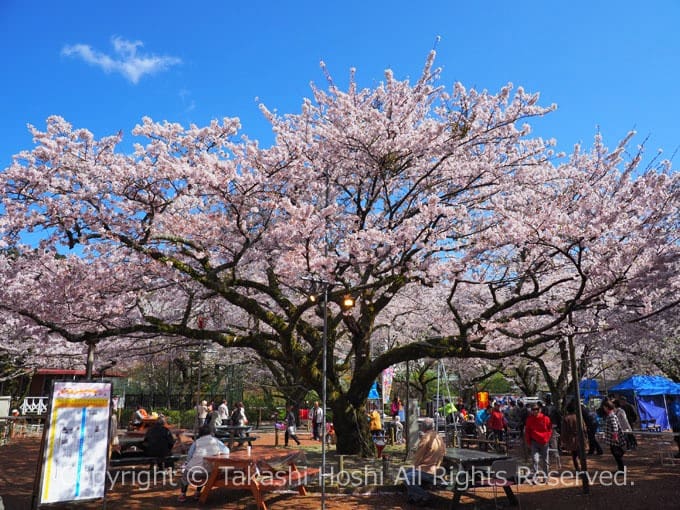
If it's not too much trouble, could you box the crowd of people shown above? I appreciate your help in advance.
[109,390,680,506]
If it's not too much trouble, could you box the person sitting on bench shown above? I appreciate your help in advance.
[179,425,230,502]
[132,405,149,428]
[143,416,176,469]
[402,418,445,506]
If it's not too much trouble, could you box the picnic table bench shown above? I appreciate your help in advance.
[214,425,258,448]
[200,448,319,509]
[109,452,183,470]
[459,436,508,453]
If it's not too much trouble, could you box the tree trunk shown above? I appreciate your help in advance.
[330,395,374,456]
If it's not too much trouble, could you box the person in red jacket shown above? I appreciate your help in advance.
[525,403,553,477]
[487,401,508,442]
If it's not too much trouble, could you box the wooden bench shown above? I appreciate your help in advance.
[217,434,259,448]
[459,437,508,452]
[109,453,182,469]
[271,467,320,487]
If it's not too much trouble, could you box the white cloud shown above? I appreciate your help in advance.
[61,36,181,84]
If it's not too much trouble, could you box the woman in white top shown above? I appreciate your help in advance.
[179,425,229,502]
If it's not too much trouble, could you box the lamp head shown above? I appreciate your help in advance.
[341,294,355,311]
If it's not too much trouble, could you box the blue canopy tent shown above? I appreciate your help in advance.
[367,381,381,412]
[610,375,680,431]
[579,378,600,402]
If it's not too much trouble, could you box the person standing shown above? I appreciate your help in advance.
[205,405,221,435]
[603,399,626,473]
[475,404,491,449]
[488,400,508,442]
[561,401,587,470]
[525,404,553,477]
[368,404,383,439]
[195,400,209,430]
[217,400,229,423]
[614,399,636,450]
[284,404,301,446]
[582,404,604,455]
[312,401,324,441]
[619,396,638,448]
[230,402,247,425]
[109,402,120,459]
[390,397,401,418]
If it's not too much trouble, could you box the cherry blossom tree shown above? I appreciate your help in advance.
[1,52,678,454]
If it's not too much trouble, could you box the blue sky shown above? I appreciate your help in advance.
[1,1,679,169]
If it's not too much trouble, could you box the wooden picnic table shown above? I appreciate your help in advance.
[200,447,318,509]
[214,425,258,448]
[445,447,517,509]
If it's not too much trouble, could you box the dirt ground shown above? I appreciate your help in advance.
[1,428,679,510]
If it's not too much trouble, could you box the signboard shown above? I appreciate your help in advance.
[37,381,112,506]
[476,391,489,410]
[382,367,394,408]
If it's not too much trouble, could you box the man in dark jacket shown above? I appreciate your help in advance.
[143,416,176,469]
[619,396,638,427]
[582,404,603,455]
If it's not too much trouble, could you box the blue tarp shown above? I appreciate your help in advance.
[637,395,670,430]
[610,375,680,431]
[610,375,680,396]
[367,381,380,400]
[579,378,599,400]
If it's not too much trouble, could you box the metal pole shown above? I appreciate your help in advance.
[568,332,589,494]
[321,284,328,510]
[196,352,202,432]
[404,360,411,460]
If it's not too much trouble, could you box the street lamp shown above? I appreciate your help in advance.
[304,278,356,509]
[195,316,207,432]
[303,276,330,510]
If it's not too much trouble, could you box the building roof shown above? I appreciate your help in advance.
[34,368,125,377]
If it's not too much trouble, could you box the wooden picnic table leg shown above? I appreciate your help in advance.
[251,482,267,510]
[198,467,222,504]
[288,462,309,495]
[503,485,518,506]
[449,488,463,509]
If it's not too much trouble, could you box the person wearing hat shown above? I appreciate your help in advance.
[525,403,553,478]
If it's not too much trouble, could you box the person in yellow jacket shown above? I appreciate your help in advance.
[367,404,383,439]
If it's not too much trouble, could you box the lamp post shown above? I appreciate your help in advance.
[303,276,330,510]
[303,278,355,510]
[195,316,206,433]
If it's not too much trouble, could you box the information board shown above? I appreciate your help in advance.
[37,381,112,506]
